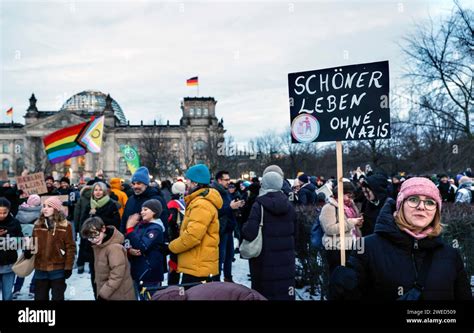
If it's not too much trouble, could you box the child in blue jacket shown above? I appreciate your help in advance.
[125,199,165,299]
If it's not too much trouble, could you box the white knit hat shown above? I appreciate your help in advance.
[172,181,186,195]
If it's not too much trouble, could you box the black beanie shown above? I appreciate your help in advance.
[142,199,163,218]
[60,176,70,185]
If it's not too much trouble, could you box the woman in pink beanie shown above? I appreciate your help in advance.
[330,177,471,300]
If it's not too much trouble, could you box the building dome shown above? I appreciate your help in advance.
[60,90,126,125]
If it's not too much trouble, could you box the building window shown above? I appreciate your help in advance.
[189,108,194,116]
[2,144,9,153]
[193,140,207,152]
[16,158,24,175]
[118,157,128,175]
[15,144,22,154]
[196,108,202,117]
[2,159,9,172]
[203,108,208,116]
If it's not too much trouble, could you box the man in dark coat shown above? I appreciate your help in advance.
[360,174,389,236]
[120,167,169,238]
[242,171,296,300]
[437,174,456,203]
[295,174,317,205]
[57,177,79,223]
[212,171,243,282]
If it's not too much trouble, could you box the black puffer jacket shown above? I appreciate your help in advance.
[297,183,317,205]
[242,191,296,300]
[0,214,23,265]
[360,174,388,236]
[330,199,472,300]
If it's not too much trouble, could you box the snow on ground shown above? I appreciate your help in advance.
[10,238,252,300]
[296,287,321,301]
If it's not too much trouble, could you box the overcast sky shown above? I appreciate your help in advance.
[0,0,466,145]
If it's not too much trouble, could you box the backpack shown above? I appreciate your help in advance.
[310,206,338,250]
[310,216,324,250]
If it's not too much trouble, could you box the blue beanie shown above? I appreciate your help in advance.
[132,167,150,185]
[186,164,211,185]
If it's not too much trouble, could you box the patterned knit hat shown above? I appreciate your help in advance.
[44,196,65,214]
[396,177,442,211]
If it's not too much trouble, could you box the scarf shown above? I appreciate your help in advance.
[402,226,433,240]
[90,195,110,215]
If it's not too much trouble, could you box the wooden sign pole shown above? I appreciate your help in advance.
[336,141,346,266]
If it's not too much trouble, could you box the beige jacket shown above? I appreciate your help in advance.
[92,226,136,300]
[320,197,361,250]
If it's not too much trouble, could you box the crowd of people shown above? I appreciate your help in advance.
[0,164,472,301]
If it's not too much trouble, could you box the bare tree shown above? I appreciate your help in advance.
[140,123,181,180]
[402,2,473,139]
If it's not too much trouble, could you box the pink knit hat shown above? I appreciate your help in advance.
[44,196,65,213]
[26,194,41,207]
[396,177,442,211]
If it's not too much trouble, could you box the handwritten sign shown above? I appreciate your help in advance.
[15,172,48,195]
[288,61,390,143]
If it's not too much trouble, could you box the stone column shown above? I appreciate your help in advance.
[71,157,78,183]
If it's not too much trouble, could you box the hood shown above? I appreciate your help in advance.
[374,198,443,251]
[18,205,42,213]
[110,178,122,191]
[364,174,388,201]
[80,185,93,199]
[185,187,223,210]
[301,182,316,192]
[141,186,161,199]
[212,181,227,196]
[96,226,124,249]
[16,206,42,224]
[256,191,292,215]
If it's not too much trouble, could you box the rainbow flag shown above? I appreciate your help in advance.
[43,116,104,164]
[186,76,198,86]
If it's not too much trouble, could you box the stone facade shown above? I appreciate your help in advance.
[0,91,225,182]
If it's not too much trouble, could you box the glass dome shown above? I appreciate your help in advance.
[60,90,127,125]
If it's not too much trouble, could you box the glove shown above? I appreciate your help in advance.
[328,266,359,300]
[24,250,33,259]
[64,270,72,279]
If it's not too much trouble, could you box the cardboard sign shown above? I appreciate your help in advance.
[288,61,390,143]
[15,172,48,195]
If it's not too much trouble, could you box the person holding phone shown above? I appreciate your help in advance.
[319,181,363,274]
[0,198,23,300]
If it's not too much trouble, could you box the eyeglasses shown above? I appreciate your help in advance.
[406,196,437,211]
[87,233,101,242]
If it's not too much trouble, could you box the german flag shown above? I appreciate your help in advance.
[186,76,198,86]
[6,107,13,116]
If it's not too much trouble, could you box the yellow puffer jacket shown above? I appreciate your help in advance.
[169,187,223,278]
